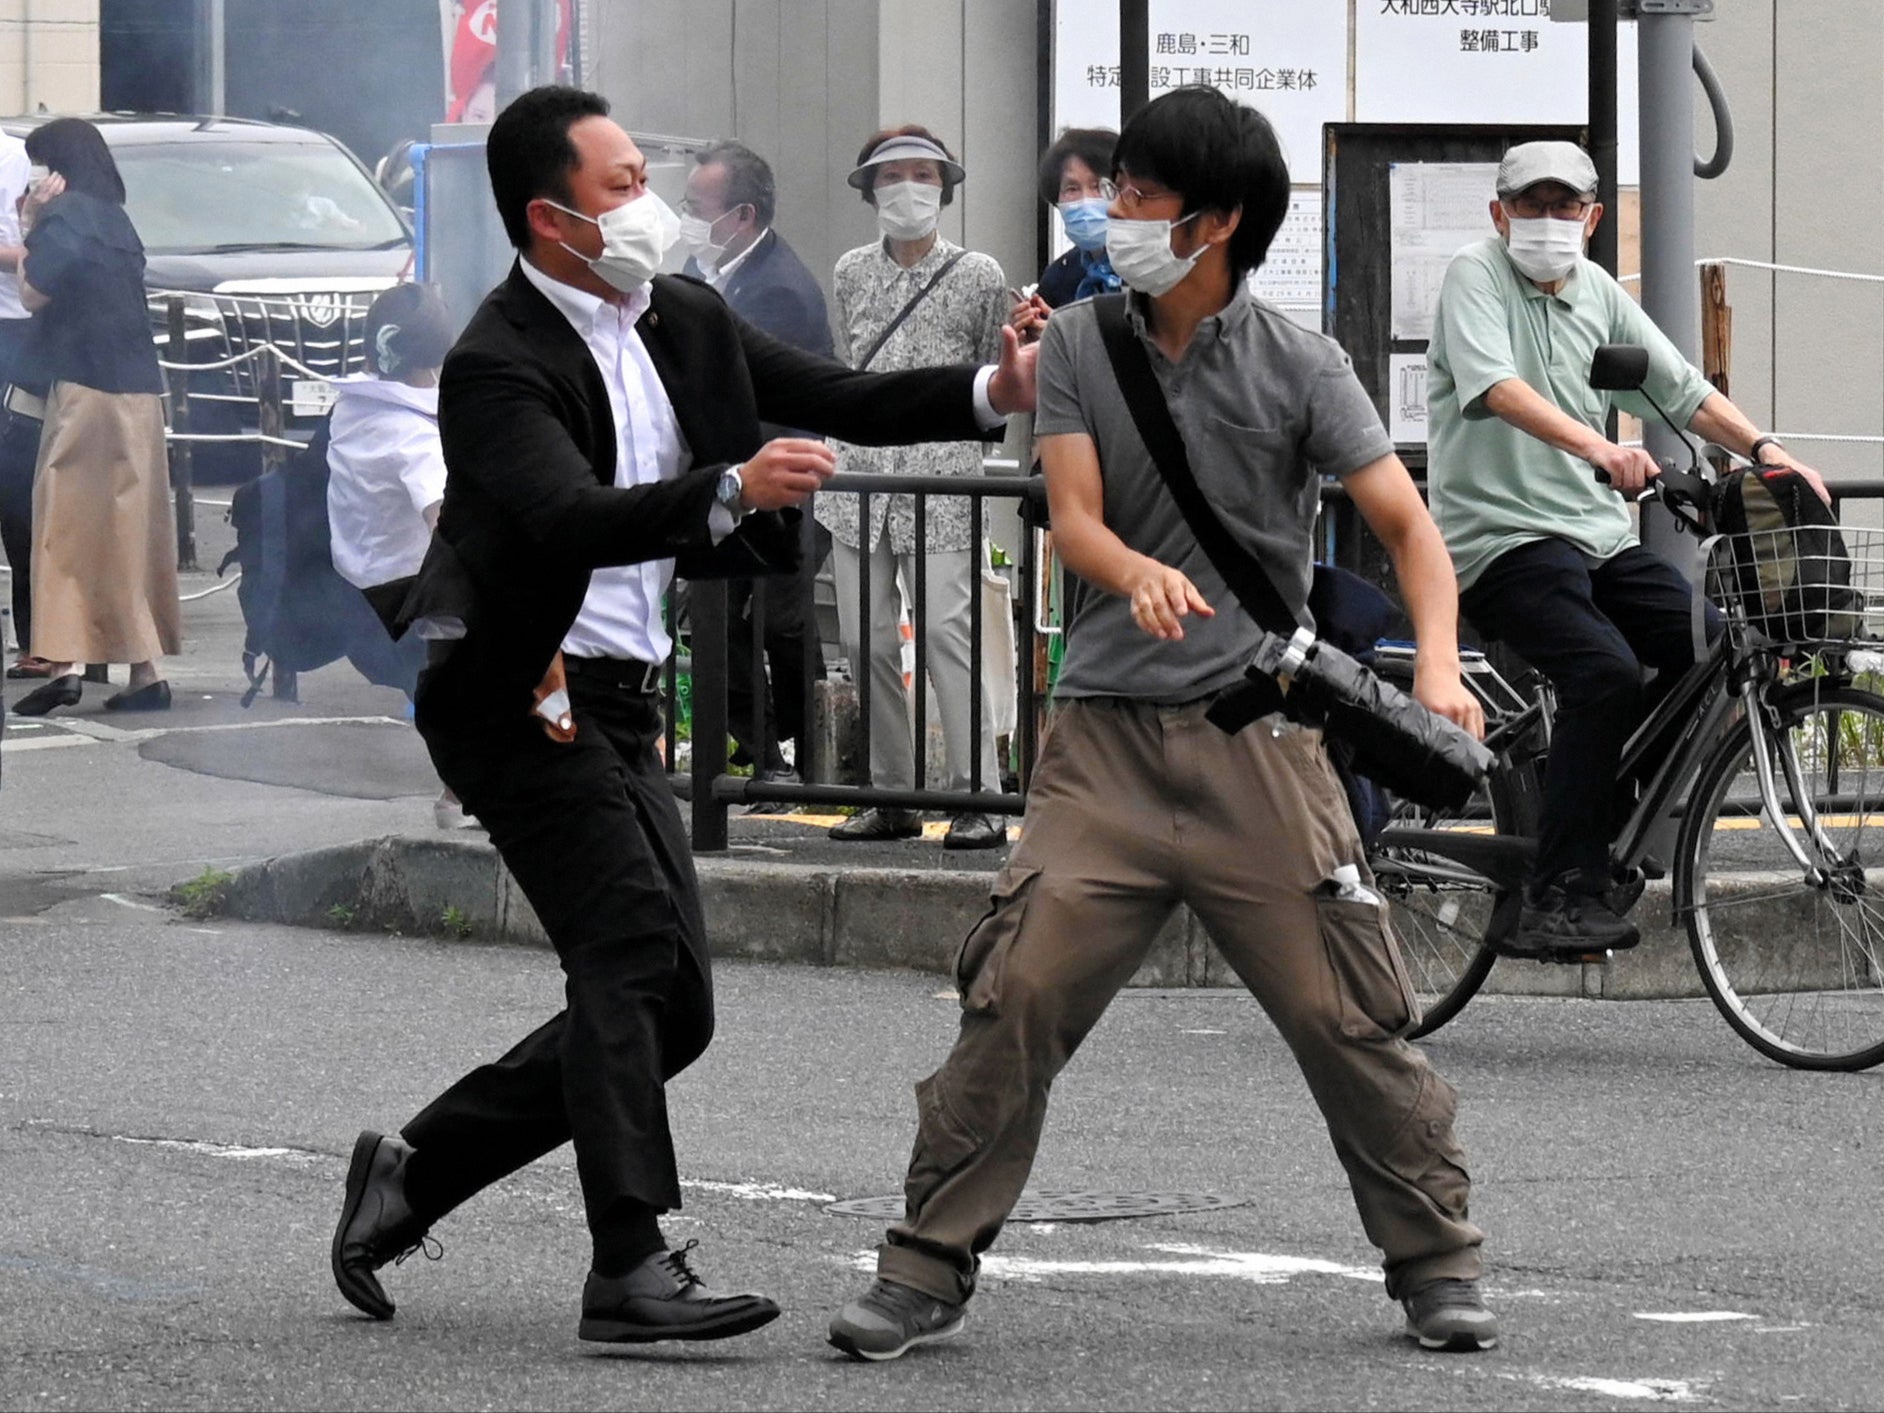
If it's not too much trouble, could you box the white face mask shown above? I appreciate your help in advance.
[874,181,943,242]
[678,207,740,275]
[1503,214,1587,283]
[26,164,48,186]
[1104,212,1203,297]
[545,191,681,294]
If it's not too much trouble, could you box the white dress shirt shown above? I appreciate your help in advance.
[705,226,769,290]
[519,257,739,664]
[0,134,30,323]
[325,375,445,589]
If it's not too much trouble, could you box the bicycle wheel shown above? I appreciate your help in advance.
[1371,756,1539,1039]
[1678,681,1884,1070]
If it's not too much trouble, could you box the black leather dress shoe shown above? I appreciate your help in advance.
[332,1130,435,1320]
[12,674,80,716]
[104,680,171,712]
[829,806,924,841]
[943,811,1006,851]
[579,1241,781,1344]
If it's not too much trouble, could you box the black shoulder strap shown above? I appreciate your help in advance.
[1090,294,1298,636]
[856,249,968,370]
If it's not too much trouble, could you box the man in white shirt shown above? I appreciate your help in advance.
[331,86,1036,1351]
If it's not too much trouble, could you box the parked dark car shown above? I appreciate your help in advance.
[0,114,414,480]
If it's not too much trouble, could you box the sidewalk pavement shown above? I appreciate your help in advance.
[0,505,1797,1003]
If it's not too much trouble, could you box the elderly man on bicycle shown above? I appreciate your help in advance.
[1427,140,1828,958]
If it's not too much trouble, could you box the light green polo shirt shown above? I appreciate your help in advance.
[1426,237,1714,589]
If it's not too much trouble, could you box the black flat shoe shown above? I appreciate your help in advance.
[12,674,80,716]
[104,681,171,712]
[579,1242,780,1344]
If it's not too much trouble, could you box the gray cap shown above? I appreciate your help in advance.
[1495,140,1598,198]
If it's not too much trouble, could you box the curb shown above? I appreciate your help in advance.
[201,835,1805,1001]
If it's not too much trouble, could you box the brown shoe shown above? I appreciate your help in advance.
[6,656,51,680]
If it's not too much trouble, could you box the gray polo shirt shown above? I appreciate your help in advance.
[1035,288,1394,702]
[1427,237,1714,589]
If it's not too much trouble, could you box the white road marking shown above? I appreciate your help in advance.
[681,1179,837,1203]
[100,893,167,914]
[108,1135,326,1167]
[1634,1310,1757,1323]
[848,1241,1380,1286]
[0,735,95,753]
[1180,1028,1227,1035]
[726,843,790,856]
[1519,1375,1703,1403]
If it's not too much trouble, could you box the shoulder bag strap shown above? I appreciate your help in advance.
[1090,294,1299,637]
[855,249,969,371]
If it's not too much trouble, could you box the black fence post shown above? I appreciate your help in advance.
[257,347,297,702]
[690,577,731,851]
[164,296,198,573]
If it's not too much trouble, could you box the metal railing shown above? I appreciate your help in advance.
[679,471,1046,851]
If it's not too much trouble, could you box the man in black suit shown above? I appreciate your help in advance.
[679,140,831,797]
[331,86,1035,1346]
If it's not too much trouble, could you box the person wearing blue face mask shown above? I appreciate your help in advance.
[1009,128,1121,344]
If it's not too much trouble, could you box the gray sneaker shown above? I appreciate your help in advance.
[1401,1278,1499,1351]
[828,1278,966,1362]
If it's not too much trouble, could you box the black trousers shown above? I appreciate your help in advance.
[725,534,826,771]
[404,670,713,1229]
[1460,537,1720,885]
[0,319,38,653]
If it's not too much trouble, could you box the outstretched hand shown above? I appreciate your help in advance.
[986,324,1038,417]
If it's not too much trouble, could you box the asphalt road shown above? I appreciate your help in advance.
[4,897,1883,1413]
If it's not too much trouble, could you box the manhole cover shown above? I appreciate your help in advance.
[824,1191,1245,1223]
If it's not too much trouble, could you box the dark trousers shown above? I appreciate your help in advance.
[0,319,37,653]
[1460,538,1720,885]
[725,536,826,772]
[403,671,714,1235]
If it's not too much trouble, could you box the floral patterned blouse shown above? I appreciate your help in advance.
[815,235,1006,554]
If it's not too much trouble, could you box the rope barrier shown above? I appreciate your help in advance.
[1619,256,1884,286]
[180,572,239,602]
[166,432,306,449]
[157,343,337,382]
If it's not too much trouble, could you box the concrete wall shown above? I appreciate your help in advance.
[1693,1,1884,482]
[588,0,1039,325]
[0,0,100,114]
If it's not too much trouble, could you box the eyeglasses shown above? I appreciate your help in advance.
[1505,194,1595,221]
[1098,179,1181,214]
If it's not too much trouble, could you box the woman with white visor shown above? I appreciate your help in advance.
[817,126,1009,851]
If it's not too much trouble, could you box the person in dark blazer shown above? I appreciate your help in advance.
[679,140,832,795]
[330,86,1035,1349]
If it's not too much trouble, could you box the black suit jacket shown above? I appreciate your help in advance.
[399,260,983,717]
[715,229,834,361]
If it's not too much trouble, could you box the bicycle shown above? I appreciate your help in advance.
[1366,345,1884,1071]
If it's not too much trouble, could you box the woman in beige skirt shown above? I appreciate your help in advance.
[11,118,179,717]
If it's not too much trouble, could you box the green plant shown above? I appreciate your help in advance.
[439,905,474,940]
[171,867,234,920]
[326,903,357,929]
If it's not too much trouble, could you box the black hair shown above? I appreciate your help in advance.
[486,85,611,249]
[1036,127,1118,207]
[1112,87,1289,281]
[24,118,126,205]
[854,124,957,207]
[367,282,456,376]
[696,140,776,228]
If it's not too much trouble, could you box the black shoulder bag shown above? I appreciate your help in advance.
[854,249,967,370]
[1090,295,1492,813]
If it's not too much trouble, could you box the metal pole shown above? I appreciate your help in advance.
[495,0,536,106]
[1119,0,1149,123]
[1637,3,1701,563]
[1588,0,1619,277]
[164,298,197,572]
[207,0,226,115]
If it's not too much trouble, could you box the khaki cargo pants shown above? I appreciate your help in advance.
[878,696,1484,1304]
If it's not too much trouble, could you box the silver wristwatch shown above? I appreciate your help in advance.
[716,464,746,515]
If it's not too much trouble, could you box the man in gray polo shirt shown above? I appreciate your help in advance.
[830,86,1498,1363]
[1428,140,1826,956]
